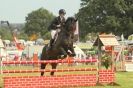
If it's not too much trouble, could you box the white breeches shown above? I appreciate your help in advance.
[51,30,56,39]
[51,29,61,39]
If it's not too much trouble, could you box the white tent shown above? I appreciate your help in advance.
[3,40,10,45]
[73,45,87,59]
[0,39,4,48]
[0,39,7,61]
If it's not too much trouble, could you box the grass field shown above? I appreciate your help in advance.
[0,64,133,88]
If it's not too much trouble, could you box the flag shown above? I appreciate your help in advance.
[121,34,124,41]
[13,35,19,43]
[74,21,79,42]
[74,21,79,35]
[13,34,24,50]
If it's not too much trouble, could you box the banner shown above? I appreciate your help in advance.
[74,21,79,42]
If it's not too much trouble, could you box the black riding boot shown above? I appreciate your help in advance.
[49,39,54,49]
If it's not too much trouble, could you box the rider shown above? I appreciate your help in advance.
[48,9,66,48]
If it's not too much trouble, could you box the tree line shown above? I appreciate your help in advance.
[76,0,133,40]
[0,0,133,41]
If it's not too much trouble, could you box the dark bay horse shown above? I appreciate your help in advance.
[41,17,77,76]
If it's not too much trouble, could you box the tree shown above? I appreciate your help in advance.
[101,52,112,69]
[18,30,29,40]
[24,8,55,39]
[0,28,12,40]
[77,0,133,40]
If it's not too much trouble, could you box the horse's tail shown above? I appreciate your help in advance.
[41,45,48,60]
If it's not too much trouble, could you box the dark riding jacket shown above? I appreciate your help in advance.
[48,16,65,31]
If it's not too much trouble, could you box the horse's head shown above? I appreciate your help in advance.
[65,17,77,33]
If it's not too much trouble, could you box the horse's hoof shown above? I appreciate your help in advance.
[63,55,67,58]
[60,55,67,59]
[70,53,76,57]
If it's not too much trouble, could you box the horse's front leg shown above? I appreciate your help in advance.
[59,47,68,58]
[51,63,58,76]
[68,45,76,57]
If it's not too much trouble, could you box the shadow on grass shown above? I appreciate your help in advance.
[96,82,104,86]
[107,82,120,86]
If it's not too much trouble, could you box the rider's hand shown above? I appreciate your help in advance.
[56,25,61,27]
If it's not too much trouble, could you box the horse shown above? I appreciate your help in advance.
[40,17,77,76]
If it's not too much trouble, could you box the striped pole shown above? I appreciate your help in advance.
[3,68,97,73]
[2,59,97,65]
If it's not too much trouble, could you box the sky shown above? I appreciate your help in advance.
[0,0,81,23]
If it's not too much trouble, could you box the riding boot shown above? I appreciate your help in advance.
[49,39,54,49]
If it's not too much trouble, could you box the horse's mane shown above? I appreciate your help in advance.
[65,17,76,25]
[62,17,76,33]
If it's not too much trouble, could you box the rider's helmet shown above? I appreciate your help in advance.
[59,9,66,15]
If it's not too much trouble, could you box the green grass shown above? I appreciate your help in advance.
[115,72,133,88]
[0,64,133,88]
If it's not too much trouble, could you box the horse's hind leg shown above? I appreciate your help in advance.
[51,63,57,76]
[41,63,46,76]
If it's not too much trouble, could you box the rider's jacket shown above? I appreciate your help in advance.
[48,16,65,31]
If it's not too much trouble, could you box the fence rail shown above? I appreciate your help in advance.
[2,59,97,65]
[2,68,97,73]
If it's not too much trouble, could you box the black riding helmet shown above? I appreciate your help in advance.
[59,9,66,15]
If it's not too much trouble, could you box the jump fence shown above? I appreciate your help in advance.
[1,59,115,88]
